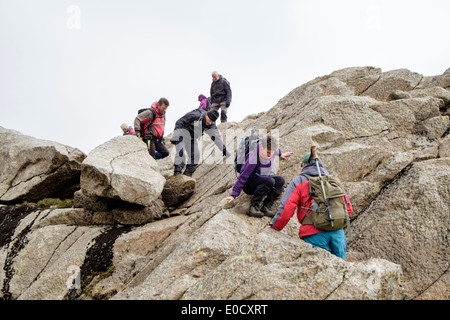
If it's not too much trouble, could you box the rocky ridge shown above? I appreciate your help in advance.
[0,66,449,300]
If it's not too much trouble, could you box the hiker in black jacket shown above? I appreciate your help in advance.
[170,109,231,177]
[210,71,232,123]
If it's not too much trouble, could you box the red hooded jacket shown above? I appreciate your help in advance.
[270,162,353,238]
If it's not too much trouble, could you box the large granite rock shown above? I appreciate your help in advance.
[0,127,86,203]
[80,135,165,207]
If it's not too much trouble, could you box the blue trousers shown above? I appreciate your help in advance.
[303,229,347,259]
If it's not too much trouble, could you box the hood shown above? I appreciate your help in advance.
[300,162,329,176]
[198,94,207,101]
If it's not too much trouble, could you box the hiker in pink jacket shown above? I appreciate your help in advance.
[198,94,209,110]
[121,123,136,136]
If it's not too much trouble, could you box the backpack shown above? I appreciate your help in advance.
[234,129,260,176]
[137,107,157,139]
[299,173,351,237]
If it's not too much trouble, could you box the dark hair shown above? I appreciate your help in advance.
[261,135,278,151]
[158,97,170,107]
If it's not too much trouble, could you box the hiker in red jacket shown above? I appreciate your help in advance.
[269,152,353,259]
[134,97,170,160]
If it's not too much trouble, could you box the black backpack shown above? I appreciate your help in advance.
[234,129,260,176]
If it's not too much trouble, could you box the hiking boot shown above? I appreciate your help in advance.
[184,165,196,177]
[261,204,275,217]
[183,170,194,177]
[247,205,264,218]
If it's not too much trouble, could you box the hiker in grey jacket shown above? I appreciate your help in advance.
[210,71,232,123]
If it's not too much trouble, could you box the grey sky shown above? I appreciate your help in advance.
[1,0,449,154]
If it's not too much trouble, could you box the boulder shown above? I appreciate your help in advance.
[162,175,196,207]
[0,127,86,203]
[438,135,450,158]
[182,231,403,300]
[349,158,450,299]
[362,68,423,101]
[80,136,165,207]
[415,70,450,90]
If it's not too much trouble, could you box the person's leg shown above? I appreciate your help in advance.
[210,103,220,112]
[144,138,156,159]
[219,101,228,123]
[303,230,347,259]
[155,139,170,159]
[184,139,200,177]
[303,232,332,254]
[174,141,186,176]
[243,177,275,217]
[261,176,285,216]
[329,229,347,260]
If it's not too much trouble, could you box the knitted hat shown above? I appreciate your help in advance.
[302,152,319,164]
[120,123,129,131]
[206,110,219,122]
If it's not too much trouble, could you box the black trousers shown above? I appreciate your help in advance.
[243,175,285,209]
[173,138,199,175]
[144,137,170,160]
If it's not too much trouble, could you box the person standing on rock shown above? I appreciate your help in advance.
[134,98,170,160]
[170,109,231,177]
[210,71,232,123]
[222,135,293,218]
[268,151,353,260]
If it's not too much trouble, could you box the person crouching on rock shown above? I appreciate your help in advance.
[222,135,293,218]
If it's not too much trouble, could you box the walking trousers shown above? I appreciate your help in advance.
[242,175,285,209]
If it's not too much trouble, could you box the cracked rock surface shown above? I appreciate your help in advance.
[80,135,165,207]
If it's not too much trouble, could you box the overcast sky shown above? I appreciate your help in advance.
[1,0,449,154]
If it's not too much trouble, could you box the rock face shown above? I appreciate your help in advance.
[0,127,86,203]
[1,66,449,301]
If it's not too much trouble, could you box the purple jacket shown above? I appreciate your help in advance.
[198,94,208,110]
[231,144,282,198]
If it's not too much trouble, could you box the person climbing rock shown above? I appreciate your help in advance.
[268,150,353,259]
[222,135,293,218]
[134,98,170,160]
[170,109,231,177]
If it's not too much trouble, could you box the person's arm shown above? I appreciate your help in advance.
[134,109,153,138]
[205,125,230,156]
[225,80,232,106]
[270,179,301,231]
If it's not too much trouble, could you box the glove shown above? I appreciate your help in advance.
[226,103,230,108]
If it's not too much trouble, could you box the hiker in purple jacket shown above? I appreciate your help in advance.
[198,94,209,110]
[222,135,293,217]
